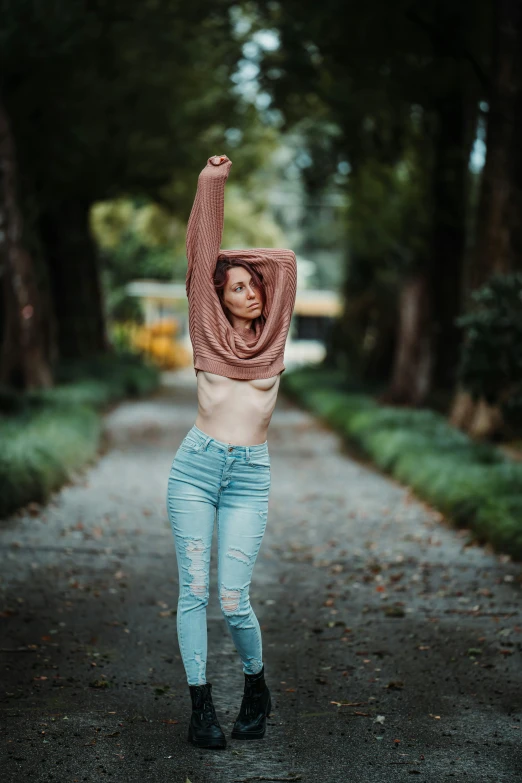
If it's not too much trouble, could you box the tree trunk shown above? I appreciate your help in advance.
[470,0,522,289]
[0,98,53,389]
[513,3,522,268]
[41,202,108,359]
[322,254,396,385]
[384,84,474,406]
[429,83,476,393]
[451,0,522,437]
[449,389,504,438]
[382,273,432,406]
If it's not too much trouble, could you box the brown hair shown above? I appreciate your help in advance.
[213,256,267,329]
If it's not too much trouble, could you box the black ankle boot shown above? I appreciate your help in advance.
[231,665,272,740]
[188,682,227,749]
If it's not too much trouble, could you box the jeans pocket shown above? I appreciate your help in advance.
[248,457,271,470]
[179,436,200,453]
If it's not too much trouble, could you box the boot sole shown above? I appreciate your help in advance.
[231,696,271,740]
[187,725,227,749]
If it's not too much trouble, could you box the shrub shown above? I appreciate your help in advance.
[282,365,522,559]
[457,272,522,434]
[0,353,159,518]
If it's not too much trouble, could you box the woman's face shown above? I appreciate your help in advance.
[222,266,262,323]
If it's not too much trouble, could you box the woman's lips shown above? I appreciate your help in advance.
[248,302,260,308]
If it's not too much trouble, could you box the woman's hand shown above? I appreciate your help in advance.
[208,154,230,166]
[198,154,232,182]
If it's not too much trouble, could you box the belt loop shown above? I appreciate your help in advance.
[201,435,212,452]
[246,446,250,463]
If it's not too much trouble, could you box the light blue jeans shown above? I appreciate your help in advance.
[166,424,270,686]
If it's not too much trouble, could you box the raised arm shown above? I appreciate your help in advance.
[185,154,233,297]
[219,246,297,281]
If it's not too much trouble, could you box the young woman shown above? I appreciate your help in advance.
[166,154,297,750]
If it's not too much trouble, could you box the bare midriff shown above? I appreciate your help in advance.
[194,370,281,446]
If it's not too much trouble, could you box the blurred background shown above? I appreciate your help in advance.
[1,1,522,543]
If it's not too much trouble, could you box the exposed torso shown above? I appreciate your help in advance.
[195,370,281,445]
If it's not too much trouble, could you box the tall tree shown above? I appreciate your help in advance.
[470,0,522,287]
[1,0,246,366]
[255,0,489,402]
[451,0,522,435]
[0,98,52,388]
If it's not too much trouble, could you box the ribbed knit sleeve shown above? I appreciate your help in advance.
[185,155,233,300]
[185,155,297,381]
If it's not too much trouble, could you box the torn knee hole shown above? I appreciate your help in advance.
[220,585,241,614]
[226,546,252,565]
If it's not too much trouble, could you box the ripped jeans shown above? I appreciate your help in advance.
[166,424,270,686]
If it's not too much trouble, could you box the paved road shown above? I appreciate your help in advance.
[1,371,521,782]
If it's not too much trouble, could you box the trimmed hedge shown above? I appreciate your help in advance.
[281,365,522,560]
[0,353,159,518]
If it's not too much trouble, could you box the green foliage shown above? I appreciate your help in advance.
[90,198,185,320]
[347,148,430,274]
[1,1,274,374]
[0,354,159,518]
[255,0,491,386]
[335,142,431,381]
[91,200,186,279]
[458,273,522,432]
[222,183,286,248]
[1,1,248,210]
[52,353,159,400]
[281,365,522,559]
[0,405,100,518]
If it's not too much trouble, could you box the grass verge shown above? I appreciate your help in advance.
[0,353,159,518]
[281,365,522,560]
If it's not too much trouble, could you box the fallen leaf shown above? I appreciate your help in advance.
[90,679,110,689]
[385,605,405,618]
[330,701,366,707]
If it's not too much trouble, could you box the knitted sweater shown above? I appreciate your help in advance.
[185,154,297,380]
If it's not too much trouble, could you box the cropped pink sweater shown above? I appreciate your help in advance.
[185,154,297,380]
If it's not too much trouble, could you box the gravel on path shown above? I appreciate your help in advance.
[1,370,521,783]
